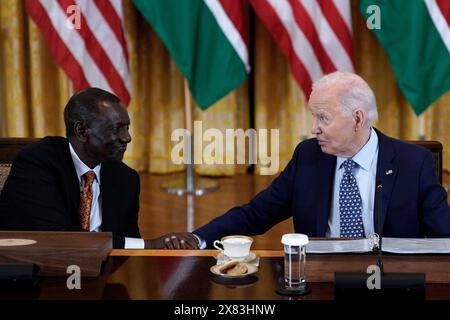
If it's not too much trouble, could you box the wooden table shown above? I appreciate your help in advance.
[1,250,450,300]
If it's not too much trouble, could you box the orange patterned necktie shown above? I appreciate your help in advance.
[79,171,96,231]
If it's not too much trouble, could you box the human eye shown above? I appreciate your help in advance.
[318,114,330,124]
[109,126,120,134]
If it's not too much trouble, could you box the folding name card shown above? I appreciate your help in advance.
[0,231,112,277]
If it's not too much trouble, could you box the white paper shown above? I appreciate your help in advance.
[305,237,450,254]
[306,239,372,253]
[382,238,450,254]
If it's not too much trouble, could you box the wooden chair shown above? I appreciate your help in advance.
[0,138,38,191]
[407,140,443,185]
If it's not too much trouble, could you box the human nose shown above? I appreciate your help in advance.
[120,127,131,144]
[311,118,320,135]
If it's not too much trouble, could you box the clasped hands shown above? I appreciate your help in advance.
[145,232,199,249]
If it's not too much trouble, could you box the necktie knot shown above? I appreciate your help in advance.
[343,159,357,172]
[84,171,96,185]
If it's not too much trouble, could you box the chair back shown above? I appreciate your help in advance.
[407,140,443,185]
[0,138,38,191]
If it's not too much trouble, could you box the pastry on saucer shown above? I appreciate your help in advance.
[218,260,248,275]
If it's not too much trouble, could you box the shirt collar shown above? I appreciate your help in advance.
[69,142,101,185]
[337,127,378,171]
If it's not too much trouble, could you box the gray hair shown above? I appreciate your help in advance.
[312,71,378,127]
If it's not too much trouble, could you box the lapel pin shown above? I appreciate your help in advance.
[385,169,393,175]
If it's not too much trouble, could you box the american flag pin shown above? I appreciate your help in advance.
[386,169,393,175]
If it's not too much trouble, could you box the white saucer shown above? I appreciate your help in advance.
[216,252,257,262]
[210,264,258,278]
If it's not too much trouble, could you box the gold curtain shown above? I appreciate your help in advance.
[0,0,70,137]
[0,0,449,174]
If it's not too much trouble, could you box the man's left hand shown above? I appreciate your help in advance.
[162,232,199,249]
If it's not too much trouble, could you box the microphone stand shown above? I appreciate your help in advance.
[376,182,384,274]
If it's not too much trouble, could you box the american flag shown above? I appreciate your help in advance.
[25,0,131,105]
[250,0,354,97]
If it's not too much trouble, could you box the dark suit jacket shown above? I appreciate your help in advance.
[0,137,141,248]
[194,129,450,248]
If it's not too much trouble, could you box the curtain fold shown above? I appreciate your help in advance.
[0,0,448,174]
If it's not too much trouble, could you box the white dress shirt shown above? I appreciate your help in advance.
[326,128,379,238]
[69,143,145,249]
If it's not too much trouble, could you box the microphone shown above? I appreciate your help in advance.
[376,181,384,273]
[334,180,426,300]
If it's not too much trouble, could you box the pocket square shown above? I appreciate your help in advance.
[385,169,393,175]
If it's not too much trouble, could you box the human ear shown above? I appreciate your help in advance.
[353,109,366,131]
[74,121,89,142]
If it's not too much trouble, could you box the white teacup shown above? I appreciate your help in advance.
[213,235,253,259]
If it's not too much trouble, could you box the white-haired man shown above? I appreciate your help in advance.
[167,72,450,249]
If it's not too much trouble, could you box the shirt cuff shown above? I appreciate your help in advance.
[192,233,206,249]
[124,237,145,249]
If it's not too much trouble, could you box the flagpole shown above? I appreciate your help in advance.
[184,80,194,192]
[67,77,74,96]
[301,101,308,141]
[418,113,426,140]
[161,79,219,197]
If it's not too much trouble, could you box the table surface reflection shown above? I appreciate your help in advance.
[1,251,450,300]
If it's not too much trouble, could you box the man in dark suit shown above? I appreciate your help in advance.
[168,71,450,249]
[0,88,197,249]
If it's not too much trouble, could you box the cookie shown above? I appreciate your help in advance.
[227,263,248,276]
[218,260,240,273]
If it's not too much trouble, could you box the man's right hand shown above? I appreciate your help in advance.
[144,232,199,249]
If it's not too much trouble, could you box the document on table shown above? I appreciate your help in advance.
[306,237,450,254]
[306,238,373,253]
[382,238,450,254]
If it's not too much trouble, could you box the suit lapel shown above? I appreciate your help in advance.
[100,163,113,231]
[374,129,398,233]
[315,153,336,236]
[60,139,81,222]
